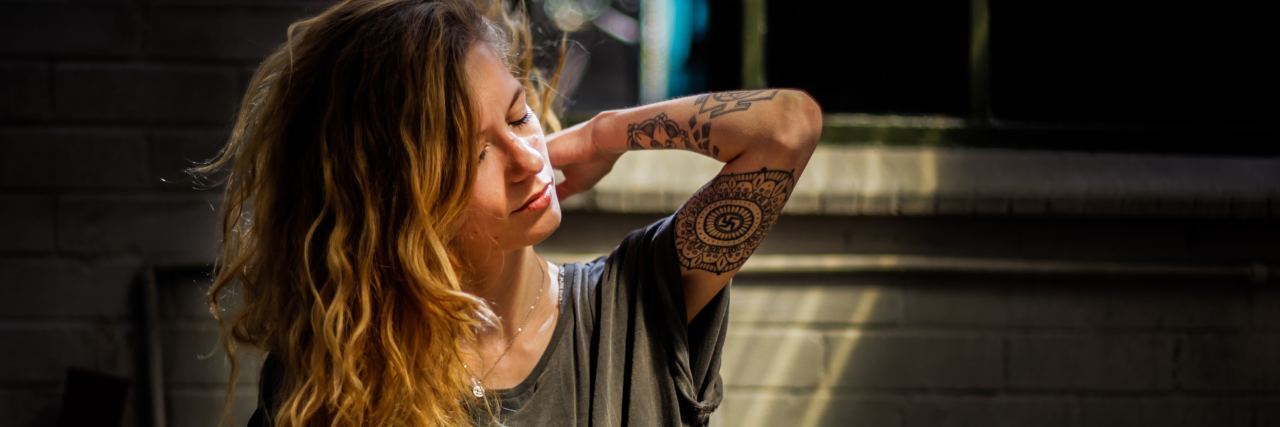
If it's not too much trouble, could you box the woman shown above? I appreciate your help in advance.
[190,0,820,425]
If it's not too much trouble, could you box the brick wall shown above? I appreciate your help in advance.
[3,2,1278,427]
[540,214,1280,427]
[714,274,1280,427]
[0,1,321,425]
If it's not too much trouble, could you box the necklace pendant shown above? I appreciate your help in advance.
[471,376,485,398]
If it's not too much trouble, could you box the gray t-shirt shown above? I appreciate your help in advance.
[249,213,731,426]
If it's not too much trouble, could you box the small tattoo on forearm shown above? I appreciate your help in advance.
[624,90,780,160]
[627,112,687,150]
[675,167,795,274]
[686,115,717,158]
[627,112,720,158]
[692,89,780,119]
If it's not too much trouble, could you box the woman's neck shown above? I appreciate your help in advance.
[463,245,546,341]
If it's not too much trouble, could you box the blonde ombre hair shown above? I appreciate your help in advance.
[186,0,564,424]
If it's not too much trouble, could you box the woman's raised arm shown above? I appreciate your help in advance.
[548,89,823,322]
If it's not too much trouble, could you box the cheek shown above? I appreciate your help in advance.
[531,118,547,149]
[467,169,508,218]
[456,175,505,243]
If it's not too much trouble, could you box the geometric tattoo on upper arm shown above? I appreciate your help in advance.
[674,167,796,274]
[692,89,780,119]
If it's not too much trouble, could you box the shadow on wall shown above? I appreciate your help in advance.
[716,272,899,427]
[135,252,1278,426]
[713,270,1276,427]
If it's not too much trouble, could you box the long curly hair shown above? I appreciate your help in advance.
[185,0,564,424]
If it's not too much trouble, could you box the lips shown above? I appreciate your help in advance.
[513,182,552,213]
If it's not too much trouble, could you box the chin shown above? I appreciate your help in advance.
[523,201,562,246]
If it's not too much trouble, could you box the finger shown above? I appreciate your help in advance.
[554,178,581,201]
[546,126,587,167]
[554,182,571,201]
[546,134,576,167]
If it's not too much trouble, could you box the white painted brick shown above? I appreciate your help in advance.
[0,387,62,426]
[1077,397,1252,427]
[167,387,259,427]
[1258,399,1280,427]
[1255,289,1280,331]
[148,130,231,192]
[0,257,140,319]
[54,64,237,124]
[902,283,1008,327]
[718,392,901,427]
[0,324,135,384]
[0,62,50,120]
[0,130,149,189]
[1178,334,1280,391]
[1007,283,1250,330]
[822,331,1001,389]
[1008,334,1174,391]
[146,6,320,61]
[903,397,1072,427]
[721,328,824,388]
[0,5,139,57]
[0,195,55,253]
[728,284,899,326]
[162,323,263,386]
[159,272,222,321]
[56,194,219,256]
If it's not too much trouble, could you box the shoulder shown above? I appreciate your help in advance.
[576,213,680,283]
[600,213,681,281]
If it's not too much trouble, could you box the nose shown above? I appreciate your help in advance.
[503,131,545,181]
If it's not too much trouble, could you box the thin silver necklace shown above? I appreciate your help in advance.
[463,257,548,398]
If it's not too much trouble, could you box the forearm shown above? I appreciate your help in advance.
[590,89,823,166]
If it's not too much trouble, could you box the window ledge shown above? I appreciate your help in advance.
[558,146,1280,218]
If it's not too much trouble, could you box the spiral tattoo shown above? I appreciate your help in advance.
[675,167,795,274]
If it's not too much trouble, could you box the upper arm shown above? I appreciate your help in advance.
[673,90,821,322]
[673,164,797,322]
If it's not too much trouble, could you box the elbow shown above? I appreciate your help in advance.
[769,89,823,156]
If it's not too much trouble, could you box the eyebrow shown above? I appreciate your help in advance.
[507,85,525,115]
[481,85,526,141]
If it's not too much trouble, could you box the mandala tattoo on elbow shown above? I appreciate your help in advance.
[674,167,795,274]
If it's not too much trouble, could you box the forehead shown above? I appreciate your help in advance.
[464,43,519,124]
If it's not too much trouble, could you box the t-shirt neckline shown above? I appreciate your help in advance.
[488,260,573,400]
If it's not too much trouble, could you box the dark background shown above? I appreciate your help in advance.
[1,1,1278,426]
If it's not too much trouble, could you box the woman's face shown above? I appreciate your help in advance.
[453,42,561,261]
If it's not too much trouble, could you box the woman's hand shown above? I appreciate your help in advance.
[546,112,623,201]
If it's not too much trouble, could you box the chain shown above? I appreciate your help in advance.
[463,256,549,397]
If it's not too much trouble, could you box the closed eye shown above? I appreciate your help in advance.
[480,110,534,162]
[509,110,533,128]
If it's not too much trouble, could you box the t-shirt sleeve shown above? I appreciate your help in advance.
[247,352,284,426]
[592,212,731,424]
